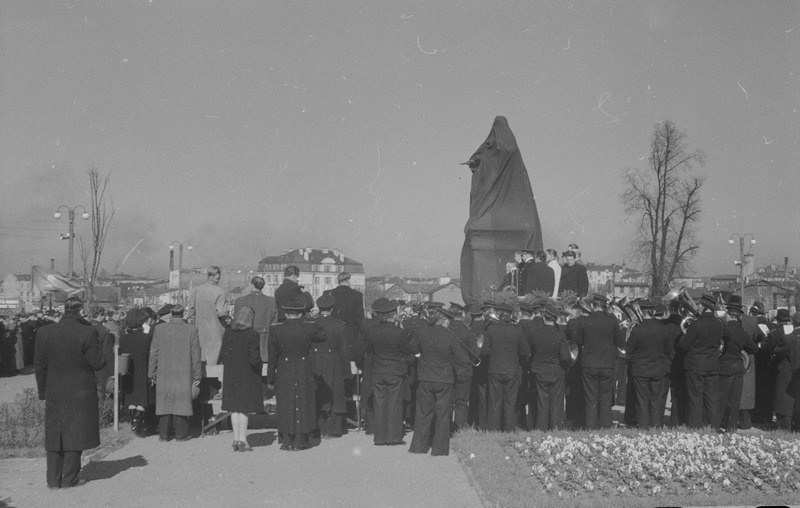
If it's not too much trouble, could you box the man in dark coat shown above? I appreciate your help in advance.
[34,297,105,489]
[480,302,530,432]
[234,276,277,364]
[573,295,625,429]
[89,307,115,397]
[324,271,364,362]
[766,309,798,430]
[446,303,477,431]
[408,307,469,456]
[717,297,758,432]
[678,294,728,429]
[625,301,677,429]
[517,250,536,295]
[738,302,766,429]
[274,265,313,322]
[528,304,571,430]
[267,302,326,450]
[363,298,412,445]
[148,305,202,441]
[310,294,349,439]
[468,304,490,429]
[559,250,589,297]
[523,251,555,296]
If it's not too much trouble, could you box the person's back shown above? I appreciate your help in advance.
[188,267,227,364]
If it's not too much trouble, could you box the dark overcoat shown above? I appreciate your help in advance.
[119,329,154,408]
[739,314,765,409]
[34,312,105,451]
[267,319,326,434]
[219,328,263,413]
[325,285,364,362]
[148,319,202,416]
[626,319,677,378]
[310,316,349,414]
[771,327,799,416]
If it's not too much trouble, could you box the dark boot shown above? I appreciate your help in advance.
[131,409,144,437]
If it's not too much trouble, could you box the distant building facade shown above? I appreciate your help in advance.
[256,248,365,301]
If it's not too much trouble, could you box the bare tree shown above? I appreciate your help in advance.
[78,235,90,280]
[622,121,705,296]
[85,166,115,301]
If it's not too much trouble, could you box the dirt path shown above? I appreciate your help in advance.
[1,425,483,508]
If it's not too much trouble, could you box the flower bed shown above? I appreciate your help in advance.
[514,431,800,499]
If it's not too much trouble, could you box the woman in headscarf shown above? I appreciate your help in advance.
[218,306,262,451]
[119,308,154,437]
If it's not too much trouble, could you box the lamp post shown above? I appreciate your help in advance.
[169,241,192,297]
[54,205,89,278]
[728,233,756,301]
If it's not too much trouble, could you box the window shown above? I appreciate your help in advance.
[325,277,331,285]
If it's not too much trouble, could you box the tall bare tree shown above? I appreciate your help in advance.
[622,121,705,296]
[85,166,115,301]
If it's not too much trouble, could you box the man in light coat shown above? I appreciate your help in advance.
[149,305,202,441]
[187,266,227,365]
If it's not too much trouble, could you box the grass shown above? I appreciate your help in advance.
[0,388,133,459]
[452,427,800,508]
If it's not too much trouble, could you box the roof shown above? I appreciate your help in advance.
[12,273,31,281]
[387,283,442,295]
[258,248,364,271]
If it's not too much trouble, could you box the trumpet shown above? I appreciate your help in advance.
[664,285,701,333]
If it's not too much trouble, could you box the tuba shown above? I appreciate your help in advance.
[664,286,700,333]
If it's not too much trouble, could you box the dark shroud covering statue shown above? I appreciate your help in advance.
[460,116,543,304]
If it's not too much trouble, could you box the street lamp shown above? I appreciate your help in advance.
[728,233,756,301]
[54,205,90,278]
[169,241,192,296]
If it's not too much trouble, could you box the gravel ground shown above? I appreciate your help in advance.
[0,373,484,508]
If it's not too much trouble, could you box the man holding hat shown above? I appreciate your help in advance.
[408,306,470,456]
[573,294,625,429]
[309,294,349,439]
[625,300,679,429]
[363,298,413,445]
[678,293,729,429]
[34,296,105,489]
[267,301,326,450]
[480,301,531,432]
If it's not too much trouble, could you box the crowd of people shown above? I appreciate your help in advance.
[20,252,800,488]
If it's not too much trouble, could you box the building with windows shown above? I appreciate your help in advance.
[256,248,365,300]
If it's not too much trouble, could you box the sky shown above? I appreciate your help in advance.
[1,1,798,281]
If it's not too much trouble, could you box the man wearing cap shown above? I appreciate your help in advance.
[309,294,349,439]
[528,304,571,430]
[517,250,536,295]
[267,301,326,450]
[275,265,313,322]
[149,305,203,442]
[480,301,531,432]
[738,301,765,429]
[678,293,729,429]
[559,251,589,297]
[186,266,227,365]
[119,308,155,437]
[573,294,626,429]
[468,303,490,429]
[563,298,588,427]
[763,308,797,430]
[34,296,105,489]
[408,306,470,456]
[363,298,413,445]
[625,301,678,429]
[445,302,478,431]
[717,296,759,432]
[156,304,174,325]
[235,276,277,367]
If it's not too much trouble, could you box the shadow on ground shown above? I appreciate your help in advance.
[248,431,277,447]
[81,455,148,481]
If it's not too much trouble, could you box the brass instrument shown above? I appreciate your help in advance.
[456,335,482,367]
[664,286,700,333]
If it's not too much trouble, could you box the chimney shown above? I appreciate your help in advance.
[50,258,55,270]
[785,257,789,279]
